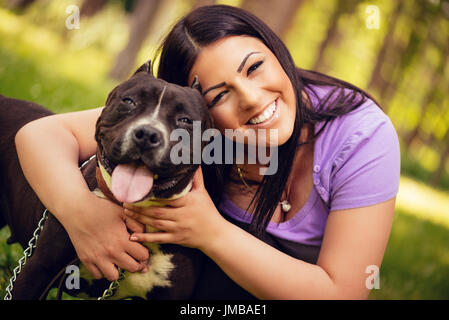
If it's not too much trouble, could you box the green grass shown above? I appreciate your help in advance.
[369,209,449,299]
[0,5,118,113]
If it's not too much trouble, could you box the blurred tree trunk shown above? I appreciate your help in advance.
[431,130,449,186]
[312,0,358,72]
[109,0,162,80]
[404,40,449,149]
[378,1,429,106]
[80,0,106,18]
[193,0,216,8]
[7,0,35,9]
[367,1,404,95]
[241,0,304,38]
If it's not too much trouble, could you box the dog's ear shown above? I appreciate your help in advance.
[191,75,202,93]
[104,85,119,107]
[133,60,153,76]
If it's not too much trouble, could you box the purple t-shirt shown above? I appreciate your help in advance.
[218,84,401,264]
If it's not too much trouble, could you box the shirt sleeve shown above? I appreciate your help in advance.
[329,111,401,211]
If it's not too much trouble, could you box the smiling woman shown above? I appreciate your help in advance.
[156,4,391,236]
[146,4,400,299]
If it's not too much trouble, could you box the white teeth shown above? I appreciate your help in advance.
[249,101,277,125]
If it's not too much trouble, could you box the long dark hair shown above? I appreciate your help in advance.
[155,5,380,237]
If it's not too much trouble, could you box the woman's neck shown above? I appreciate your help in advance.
[233,122,313,184]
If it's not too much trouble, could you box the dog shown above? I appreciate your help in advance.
[0,60,264,300]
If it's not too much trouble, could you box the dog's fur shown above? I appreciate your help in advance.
[0,61,281,300]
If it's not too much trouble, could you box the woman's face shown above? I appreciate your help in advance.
[188,36,297,147]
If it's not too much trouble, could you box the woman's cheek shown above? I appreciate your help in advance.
[210,109,232,133]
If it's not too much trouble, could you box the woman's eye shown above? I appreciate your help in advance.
[247,60,264,76]
[208,90,228,108]
[178,117,193,124]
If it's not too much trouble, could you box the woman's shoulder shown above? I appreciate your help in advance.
[307,84,400,210]
[306,84,395,156]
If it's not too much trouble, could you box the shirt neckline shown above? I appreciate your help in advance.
[220,186,319,230]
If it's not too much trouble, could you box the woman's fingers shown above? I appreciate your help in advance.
[85,263,103,280]
[97,261,120,282]
[125,239,150,262]
[124,210,176,231]
[124,216,145,233]
[130,232,175,244]
[124,206,176,221]
[115,252,147,274]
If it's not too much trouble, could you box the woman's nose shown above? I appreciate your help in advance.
[235,79,263,110]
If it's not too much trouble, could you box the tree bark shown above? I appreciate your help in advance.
[431,132,449,186]
[404,43,449,149]
[378,0,430,106]
[193,0,216,9]
[241,0,304,38]
[312,0,357,72]
[109,0,162,80]
[367,1,404,93]
[80,0,106,18]
[7,0,35,9]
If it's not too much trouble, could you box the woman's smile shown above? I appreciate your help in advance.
[246,98,279,126]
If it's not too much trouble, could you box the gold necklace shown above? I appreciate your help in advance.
[236,165,292,214]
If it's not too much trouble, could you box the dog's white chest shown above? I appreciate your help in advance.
[113,240,175,299]
[88,190,176,299]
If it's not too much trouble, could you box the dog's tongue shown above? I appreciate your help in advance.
[111,164,154,203]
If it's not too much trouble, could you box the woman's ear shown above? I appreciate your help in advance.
[132,60,153,76]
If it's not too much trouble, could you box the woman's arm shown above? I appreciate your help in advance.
[126,169,395,299]
[15,108,149,280]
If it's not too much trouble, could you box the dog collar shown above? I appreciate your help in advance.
[96,161,192,207]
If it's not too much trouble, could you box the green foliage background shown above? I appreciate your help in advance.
[0,0,448,299]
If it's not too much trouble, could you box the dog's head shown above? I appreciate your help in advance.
[95,60,212,203]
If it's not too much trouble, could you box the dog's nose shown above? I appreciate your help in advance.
[133,125,163,149]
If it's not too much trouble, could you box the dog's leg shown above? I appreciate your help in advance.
[11,213,77,300]
[0,95,79,299]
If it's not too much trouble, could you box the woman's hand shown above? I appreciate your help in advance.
[63,193,150,281]
[123,168,227,251]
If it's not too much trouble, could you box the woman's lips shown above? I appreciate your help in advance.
[246,99,279,127]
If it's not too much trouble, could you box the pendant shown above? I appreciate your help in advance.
[280,200,291,213]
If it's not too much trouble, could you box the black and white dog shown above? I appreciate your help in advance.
[0,61,260,300]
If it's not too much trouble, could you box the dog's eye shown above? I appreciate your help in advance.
[177,117,193,125]
[121,97,135,106]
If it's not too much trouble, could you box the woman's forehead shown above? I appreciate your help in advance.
[188,36,270,85]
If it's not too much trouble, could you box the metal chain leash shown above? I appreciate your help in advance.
[3,209,49,300]
[1,154,125,300]
[97,268,126,300]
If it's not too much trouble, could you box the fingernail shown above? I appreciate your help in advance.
[130,235,138,241]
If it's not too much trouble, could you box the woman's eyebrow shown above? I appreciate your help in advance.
[203,51,262,95]
[237,51,261,72]
[203,82,226,95]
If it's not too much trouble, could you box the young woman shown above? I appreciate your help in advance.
[15,5,400,299]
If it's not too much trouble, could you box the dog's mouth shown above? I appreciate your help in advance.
[110,162,154,203]
[99,148,189,203]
